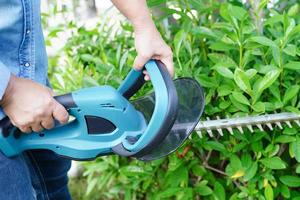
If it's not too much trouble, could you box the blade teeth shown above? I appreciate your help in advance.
[247,125,254,133]
[217,128,224,136]
[207,129,214,137]
[237,126,244,134]
[266,123,273,131]
[227,127,234,135]
[285,121,292,128]
[256,124,264,131]
[295,120,300,127]
[196,131,202,138]
[275,121,283,129]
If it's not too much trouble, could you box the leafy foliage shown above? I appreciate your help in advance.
[46,0,300,199]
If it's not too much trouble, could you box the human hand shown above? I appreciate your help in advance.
[110,0,173,80]
[0,75,69,133]
[133,22,174,81]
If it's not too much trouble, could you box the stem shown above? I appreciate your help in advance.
[239,44,243,69]
[203,163,227,176]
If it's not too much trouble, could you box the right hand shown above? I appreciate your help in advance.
[0,75,69,133]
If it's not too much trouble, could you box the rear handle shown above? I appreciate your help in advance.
[0,93,77,135]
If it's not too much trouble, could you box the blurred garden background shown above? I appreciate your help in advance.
[43,0,300,199]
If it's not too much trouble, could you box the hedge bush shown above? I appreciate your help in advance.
[47,0,300,199]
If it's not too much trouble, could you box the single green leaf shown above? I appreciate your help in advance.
[209,42,236,51]
[264,14,283,26]
[219,101,231,109]
[292,138,300,162]
[283,45,297,56]
[252,102,265,113]
[283,85,299,104]
[86,179,97,195]
[257,69,281,94]
[197,75,217,88]
[288,4,299,16]
[158,187,182,198]
[214,66,234,79]
[205,141,226,152]
[283,127,298,135]
[245,69,257,80]
[284,61,300,71]
[264,184,274,200]
[232,92,250,106]
[81,54,95,62]
[234,68,252,95]
[249,36,277,48]
[279,176,300,187]
[208,53,237,67]
[260,156,286,169]
[229,5,248,21]
[275,135,296,143]
[174,30,186,56]
[281,185,291,199]
[119,50,128,73]
[195,185,213,196]
[214,182,226,200]
[192,26,220,39]
[218,85,233,96]
[243,162,258,181]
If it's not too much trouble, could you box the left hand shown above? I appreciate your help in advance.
[133,24,174,80]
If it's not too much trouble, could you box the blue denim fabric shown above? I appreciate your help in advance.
[0,150,72,200]
[0,0,48,119]
[0,1,72,199]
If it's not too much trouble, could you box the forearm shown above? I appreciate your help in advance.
[111,0,155,31]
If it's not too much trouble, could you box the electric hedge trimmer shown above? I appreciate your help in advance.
[0,60,298,161]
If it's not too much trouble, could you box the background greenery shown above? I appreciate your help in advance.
[44,0,300,199]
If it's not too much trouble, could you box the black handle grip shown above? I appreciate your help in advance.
[54,93,77,109]
[0,93,76,136]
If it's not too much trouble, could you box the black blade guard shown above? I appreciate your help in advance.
[131,78,205,161]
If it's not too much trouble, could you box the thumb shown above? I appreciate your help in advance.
[133,54,150,71]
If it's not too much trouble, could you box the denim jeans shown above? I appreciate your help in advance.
[0,150,72,200]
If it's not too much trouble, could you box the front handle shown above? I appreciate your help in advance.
[113,60,179,158]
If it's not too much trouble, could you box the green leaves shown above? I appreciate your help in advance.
[279,176,300,187]
[214,182,226,200]
[49,1,300,199]
[243,162,258,181]
[260,156,286,169]
[291,137,300,163]
[257,69,281,94]
[248,36,281,65]
[232,92,250,106]
[234,68,252,95]
[264,184,274,200]
[253,69,281,102]
[214,66,234,79]
[283,85,299,105]
[284,61,300,71]
[249,36,277,48]
[195,183,213,196]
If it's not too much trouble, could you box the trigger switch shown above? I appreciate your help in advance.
[2,125,13,138]
[13,129,22,139]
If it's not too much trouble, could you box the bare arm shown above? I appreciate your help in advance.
[111,0,174,80]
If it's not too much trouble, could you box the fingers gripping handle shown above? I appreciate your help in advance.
[0,93,76,136]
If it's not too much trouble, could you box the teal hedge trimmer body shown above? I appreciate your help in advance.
[0,60,205,161]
